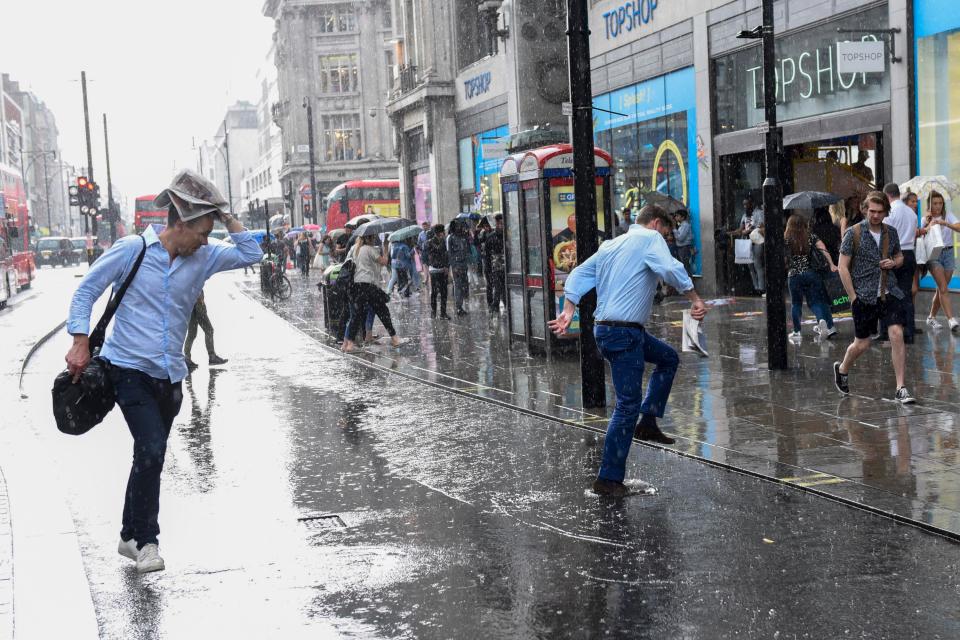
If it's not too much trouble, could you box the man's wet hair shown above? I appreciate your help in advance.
[863,191,890,213]
[882,182,900,199]
[432,223,445,234]
[635,204,675,229]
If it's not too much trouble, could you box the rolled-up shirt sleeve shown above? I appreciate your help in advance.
[66,237,137,336]
[203,230,264,277]
[646,236,694,293]
[563,251,599,306]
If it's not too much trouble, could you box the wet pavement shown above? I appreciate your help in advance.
[5,269,960,638]
[249,271,960,538]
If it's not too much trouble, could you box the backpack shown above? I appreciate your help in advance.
[334,258,355,293]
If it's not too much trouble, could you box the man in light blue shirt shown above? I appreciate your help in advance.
[65,171,261,573]
[549,205,706,497]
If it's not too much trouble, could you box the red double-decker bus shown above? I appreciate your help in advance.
[0,163,35,303]
[324,179,400,230]
[134,195,167,232]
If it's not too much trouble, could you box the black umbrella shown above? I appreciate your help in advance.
[641,190,687,214]
[352,217,418,240]
[782,191,841,210]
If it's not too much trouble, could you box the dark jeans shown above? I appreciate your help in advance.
[185,298,215,358]
[888,250,916,340]
[594,326,679,483]
[430,271,449,316]
[489,269,505,310]
[346,282,396,342]
[483,263,494,306]
[108,365,183,547]
[452,267,469,311]
[787,270,834,333]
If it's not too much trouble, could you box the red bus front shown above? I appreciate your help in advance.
[134,195,167,232]
[324,180,400,230]
[1,164,36,293]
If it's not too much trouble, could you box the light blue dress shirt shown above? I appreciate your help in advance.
[563,225,694,325]
[67,224,263,382]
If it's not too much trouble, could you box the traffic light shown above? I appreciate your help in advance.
[68,184,80,207]
[91,182,101,210]
[75,177,100,216]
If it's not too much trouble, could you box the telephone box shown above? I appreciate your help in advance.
[500,144,613,353]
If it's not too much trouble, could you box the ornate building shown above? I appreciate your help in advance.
[263,0,399,227]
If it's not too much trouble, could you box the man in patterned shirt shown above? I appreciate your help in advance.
[833,191,914,404]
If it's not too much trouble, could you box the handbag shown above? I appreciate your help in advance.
[821,272,851,312]
[915,232,929,265]
[749,228,765,245]
[924,225,946,261]
[52,236,148,436]
[734,238,753,264]
[809,238,830,274]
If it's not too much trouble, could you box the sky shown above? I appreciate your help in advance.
[1,0,273,211]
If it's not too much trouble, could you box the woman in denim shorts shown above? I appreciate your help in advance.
[923,190,960,332]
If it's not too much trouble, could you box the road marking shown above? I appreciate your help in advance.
[779,472,847,487]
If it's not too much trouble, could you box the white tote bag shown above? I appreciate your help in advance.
[914,232,929,265]
[735,238,753,264]
[925,226,946,261]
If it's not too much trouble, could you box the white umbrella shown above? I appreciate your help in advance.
[900,175,960,201]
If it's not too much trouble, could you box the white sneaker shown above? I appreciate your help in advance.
[895,387,916,405]
[118,538,138,562]
[949,318,960,332]
[927,316,943,330]
[789,330,802,340]
[136,543,165,574]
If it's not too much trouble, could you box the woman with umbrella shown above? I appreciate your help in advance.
[922,190,960,332]
[342,233,407,352]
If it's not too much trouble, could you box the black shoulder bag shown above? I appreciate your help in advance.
[52,236,148,435]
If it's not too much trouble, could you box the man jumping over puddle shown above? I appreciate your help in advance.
[549,204,707,497]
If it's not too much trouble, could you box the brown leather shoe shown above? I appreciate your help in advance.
[592,478,629,497]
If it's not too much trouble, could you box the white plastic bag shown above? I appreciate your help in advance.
[682,310,709,357]
[735,238,753,264]
[924,226,946,261]
[915,232,929,265]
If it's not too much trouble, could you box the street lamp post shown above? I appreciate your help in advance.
[566,0,606,409]
[303,98,319,227]
[222,122,234,214]
[738,0,788,371]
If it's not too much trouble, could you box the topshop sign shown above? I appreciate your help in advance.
[599,0,659,41]
[589,0,699,57]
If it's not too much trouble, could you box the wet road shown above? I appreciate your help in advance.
[257,273,960,537]
[11,275,960,638]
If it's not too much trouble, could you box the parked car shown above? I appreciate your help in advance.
[35,236,76,267]
[69,238,87,263]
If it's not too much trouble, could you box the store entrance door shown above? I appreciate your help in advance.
[716,151,766,296]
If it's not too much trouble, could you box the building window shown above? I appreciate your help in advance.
[383,0,392,29]
[322,113,362,161]
[385,50,396,85]
[456,0,497,69]
[318,54,359,93]
[318,5,357,33]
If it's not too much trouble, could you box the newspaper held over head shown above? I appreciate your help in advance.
[681,309,708,357]
[153,168,230,222]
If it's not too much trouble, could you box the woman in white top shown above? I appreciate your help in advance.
[923,190,960,331]
[342,235,405,352]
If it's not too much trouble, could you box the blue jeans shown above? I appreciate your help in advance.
[788,270,834,333]
[108,365,183,547]
[594,326,679,483]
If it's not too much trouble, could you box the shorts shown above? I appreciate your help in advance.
[852,297,905,340]
[928,248,955,272]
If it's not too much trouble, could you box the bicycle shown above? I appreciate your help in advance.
[261,256,292,301]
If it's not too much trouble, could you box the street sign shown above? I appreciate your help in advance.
[561,102,573,117]
[299,184,312,200]
[296,144,310,153]
[836,41,886,74]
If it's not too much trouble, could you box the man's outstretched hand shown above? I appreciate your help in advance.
[548,307,575,337]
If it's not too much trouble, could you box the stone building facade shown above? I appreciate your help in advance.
[264,0,399,227]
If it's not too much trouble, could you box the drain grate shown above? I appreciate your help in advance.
[298,513,347,531]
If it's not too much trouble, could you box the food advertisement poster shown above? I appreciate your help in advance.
[549,181,605,336]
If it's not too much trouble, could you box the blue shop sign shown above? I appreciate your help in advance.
[601,0,659,42]
[464,71,493,101]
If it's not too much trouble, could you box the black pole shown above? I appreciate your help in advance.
[42,154,51,232]
[567,0,605,409]
[103,114,117,244]
[223,124,234,214]
[760,0,788,370]
[81,71,96,261]
[305,100,319,226]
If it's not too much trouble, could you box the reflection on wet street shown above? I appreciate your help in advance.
[14,275,960,638]
[252,274,960,536]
